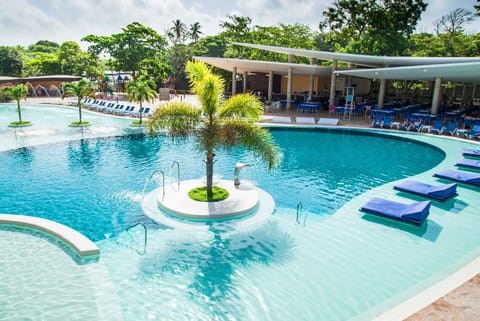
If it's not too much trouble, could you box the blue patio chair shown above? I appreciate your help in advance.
[394,180,457,201]
[371,115,382,127]
[462,125,480,139]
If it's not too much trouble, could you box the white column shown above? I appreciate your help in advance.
[329,60,337,109]
[232,67,237,96]
[347,63,353,86]
[378,79,387,109]
[288,54,294,63]
[268,71,273,102]
[309,58,316,97]
[431,77,442,115]
[287,67,293,110]
[243,72,247,93]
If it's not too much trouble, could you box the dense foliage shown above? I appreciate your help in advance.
[0,2,478,87]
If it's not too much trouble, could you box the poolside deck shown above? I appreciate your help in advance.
[19,96,480,321]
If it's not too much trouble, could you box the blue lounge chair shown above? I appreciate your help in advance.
[434,169,480,187]
[443,122,457,136]
[456,158,480,169]
[360,197,431,225]
[393,180,457,201]
[382,115,393,128]
[429,120,444,134]
[462,125,480,139]
[462,149,480,157]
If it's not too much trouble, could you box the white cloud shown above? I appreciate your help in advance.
[0,0,477,50]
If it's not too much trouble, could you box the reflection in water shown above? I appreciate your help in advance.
[9,147,35,168]
[140,222,294,307]
[67,139,102,171]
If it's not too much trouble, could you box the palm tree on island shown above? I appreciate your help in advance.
[1,84,31,127]
[148,60,281,201]
[127,79,158,125]
[63,79,96,127]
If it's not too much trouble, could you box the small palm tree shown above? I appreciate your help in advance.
[148,60,281,198]
[63,79,96,125]
[127,79,158,125]
[1,84,29,125]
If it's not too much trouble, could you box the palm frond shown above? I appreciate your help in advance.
[220,120,282,169]
[148,101,202,138]
[219,93,263,121]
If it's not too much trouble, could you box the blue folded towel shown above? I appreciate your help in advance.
[462,149,480,157]
[434,169,480,186]
[456,158,480,169]
[394,180,457,201]
[360,197,431,225]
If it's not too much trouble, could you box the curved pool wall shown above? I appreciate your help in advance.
[1,104,480,320]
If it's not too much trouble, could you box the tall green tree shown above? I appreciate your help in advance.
[127,79,158,125]
[63,80,96,124]
[83,22,168,80]
[1,84,29,124]
[189,22,203,43]
[475,0,480,16]
[321,0,428,55]
[148,61,281,197]
[168,19,187,44]
[27,40,59,54]
[0,46,24,76]
[58,41,96,76]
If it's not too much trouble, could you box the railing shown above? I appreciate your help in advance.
[126,222,147,254]
[142,169,165,199]
[296,202,303,224]
[171,161,180,191]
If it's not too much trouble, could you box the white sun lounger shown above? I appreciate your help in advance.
[272,116,292,124]
[318,118,339,126]
[296,117,316,125]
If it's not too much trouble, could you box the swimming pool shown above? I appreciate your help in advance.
[1,104,480,320]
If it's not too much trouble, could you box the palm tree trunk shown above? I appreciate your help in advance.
[139,101,143,124]
[16,100,22,123]
[78,98,82,123]
[206,152,214,197]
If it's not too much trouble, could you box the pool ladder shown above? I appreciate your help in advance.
[296,202,303,224]
[126,222,147,254]
[171,160,180,191]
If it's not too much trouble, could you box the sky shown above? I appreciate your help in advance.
[0,0,478,49]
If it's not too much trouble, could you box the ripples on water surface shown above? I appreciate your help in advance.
[0,128,448,320]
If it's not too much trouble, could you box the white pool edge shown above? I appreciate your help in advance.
[373,256,480,321]
[0,213,100,258]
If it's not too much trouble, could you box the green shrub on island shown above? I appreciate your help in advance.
[69,120,90,126]
[130,120,146,125]
[9,120,32,126]
[188,186,229,202]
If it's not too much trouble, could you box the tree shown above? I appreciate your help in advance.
[83,22,168,80]
[127,79,158,125]
[25,52,61,75]
[0,46,24,76]
[168,19,187,44]
[1,84,29,124]
[321,0,428,55]
[58,41,96,76]
[475,0,480,16]
[434,8,476,34]
[63,80,96,125]
[189,22,203,43]
[148,61,281,198]
[27,40,59,53]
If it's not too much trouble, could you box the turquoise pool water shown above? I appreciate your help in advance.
[1,103,480,320]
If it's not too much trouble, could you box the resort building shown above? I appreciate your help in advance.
[196,42,480,114]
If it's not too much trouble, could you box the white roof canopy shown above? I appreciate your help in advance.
[194,56,332,77]
[335,62,480,82]
[234,42,480,68]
